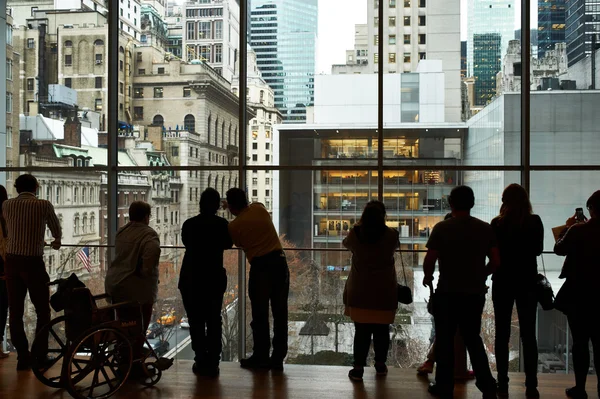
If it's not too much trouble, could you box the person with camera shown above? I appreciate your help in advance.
[554,191,600,399]
[491,184,543,398]
[423,186,499,399]
[224,188,289,371]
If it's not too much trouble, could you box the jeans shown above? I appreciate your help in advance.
[567,306,600,392]
[5,255,50,359]
[353,322,390,367]
[493,284,539,388]
[180,272,226,367]
[433,292,496,394]
[248,251,289,361]
[0,278,8,344]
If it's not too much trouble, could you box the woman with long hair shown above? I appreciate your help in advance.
[555,191,600,399]
[0,184,9,358]
[343,201,398,381]
[491,184,543,398]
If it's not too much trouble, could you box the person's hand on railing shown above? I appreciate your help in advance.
[50,239,61,250]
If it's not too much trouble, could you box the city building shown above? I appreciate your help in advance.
[461,40,467,77]
[132,45,246,220]
[3,8,21,195]
[472,32,502,106]
[564,41,600,88]
[250,0,318,123]
[538,0,566,58]
[165,12,183,58]
[331,24,368,75]
[359,0,461,122]
[12,10,134,128]
[467,0,515,77]
[232,48,281,213]
[497,40,569,95]
[566,0,600,67]
[140,3,168,49]
[181,0,240,82]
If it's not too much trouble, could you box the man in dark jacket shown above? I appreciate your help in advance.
[179,188,233,377]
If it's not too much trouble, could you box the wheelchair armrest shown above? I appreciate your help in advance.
[93,293,111,301]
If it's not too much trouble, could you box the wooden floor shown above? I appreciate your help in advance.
[0,356,594,399]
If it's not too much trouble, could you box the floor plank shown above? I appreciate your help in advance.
[0,357,594,398]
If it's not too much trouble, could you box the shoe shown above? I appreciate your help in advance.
[16,353,31,371]
[565,386,588,399]
[269,358,284,372]
[497,382,509,397]
[374,362,388,376]
[482,391,498,399]
[525,387,539,398]
[192,363,220,377]
[417,360,434,375]
[348,367,364,382]
[428,383,453,398]
[240,356,270,370]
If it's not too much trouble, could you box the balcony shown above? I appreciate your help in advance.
[0,358,584,398]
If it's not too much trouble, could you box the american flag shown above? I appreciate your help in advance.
[77,247,92,273]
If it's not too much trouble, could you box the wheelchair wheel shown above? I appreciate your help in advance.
[140,362,162,387]
[31,316,69,388]
[65,328,132,399]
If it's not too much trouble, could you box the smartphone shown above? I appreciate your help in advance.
[576,207,585,222]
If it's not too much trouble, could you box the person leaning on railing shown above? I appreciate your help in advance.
[554,190,600,399]
[224,188,289,372]
[3,174,62,371]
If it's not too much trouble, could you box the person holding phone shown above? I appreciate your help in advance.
[555,192,600,399]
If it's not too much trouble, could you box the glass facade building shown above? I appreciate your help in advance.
[566,0,600,67]
[467,0,515,77]
[538,0,566,59]
[473,33,502,106]
[250,0,318,123]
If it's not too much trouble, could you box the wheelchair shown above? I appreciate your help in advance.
[30,273,173,399]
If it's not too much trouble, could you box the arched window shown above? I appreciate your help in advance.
[74,187,79,203]
[184,114,195,132]
[228,124,232,146]
[214,175,219,188]
[208,174,212,187]
[234,177,238,188]
[214,117,219,146]
[82,214,88,233]
[153,114,164,127]
[234,127,238,145]
[207,114,212,143]
[89,187,94,203]
[82,187,87,204]
[65,40,73,47]
[221,121,225,148]
[260,90,264,104]
[221,176,225,197]
[74,214,80,235]
[94,39,104,46]
[228,177,231,191]
[119,46,124,54]
[90,214,95,233]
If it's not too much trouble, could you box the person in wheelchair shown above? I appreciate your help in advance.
[105,201,160,375]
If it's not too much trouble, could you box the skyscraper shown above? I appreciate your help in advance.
[250,0,318,123]
[566,0,600,67]
[473,33,501,106]
[467,0,515,77]
[538,0,566,59]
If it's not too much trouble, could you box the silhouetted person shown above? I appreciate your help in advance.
[491,184,543,398]
[179,188,233,377]
[555,191,600,399]
[105,201,160,375]
[0,185,8,359]
[3,174,61,371]
[423,186,499,399]
[225,188,289,371]
[344,201,398,382]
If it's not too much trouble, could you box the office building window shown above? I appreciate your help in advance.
[419,16,426,26]
[65,54,72,66]
[419,0,425,6]
[252,178,258,185]
[6,60,12,80]
[404,0,411,6]
[134,88,143,98]
[389,53,397,63]
[390,0,396,7]
[215,44,223,63]
[138,69,145,75]
[419,52,426,60]
[389,35,397,45]
[95,77,102,89]
[65,78,72,88]
[404,52,411,63]
[154,87,163,98]
[419,34,426,45]
[27,78,34,91]
[374,35,379,46]
[374,53,379,63]
[374,17,379,27]
[158,67,165,74]
[183,88,191,97]
[252,143,258,150]
[252,154,258,161]
[95,54,102,63]
[389,17,396,27]
[27,38,35,48]
[133,106,143,120]
[404,34,411,44]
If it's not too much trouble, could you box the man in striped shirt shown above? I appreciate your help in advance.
[3,174,61,371]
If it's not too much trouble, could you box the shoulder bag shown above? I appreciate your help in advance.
[397,245,413,305]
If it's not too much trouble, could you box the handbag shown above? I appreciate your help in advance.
[553,278,574,315]
[426,285,435,315]
[397,245,413,305]
[536,254,555,311]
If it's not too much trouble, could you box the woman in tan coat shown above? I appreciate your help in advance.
[343,201,398,381]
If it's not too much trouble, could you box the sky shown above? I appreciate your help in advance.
[316,0,536,74]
